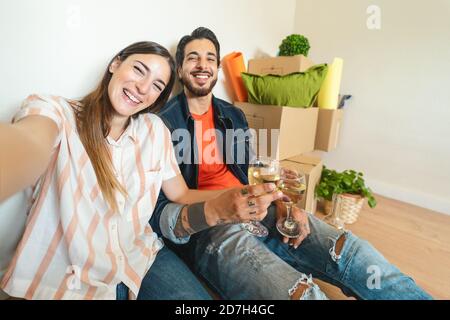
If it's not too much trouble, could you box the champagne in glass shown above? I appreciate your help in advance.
[248,166,281,185]
[276,172,306,238]
[243,157,280,237]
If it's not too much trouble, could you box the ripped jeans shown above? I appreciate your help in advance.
[180,208,432,300]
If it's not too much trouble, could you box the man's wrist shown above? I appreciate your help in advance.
[204,200,220,226]
[173,202,212,238]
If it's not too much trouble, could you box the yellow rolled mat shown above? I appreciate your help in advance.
[318,57,344,109]
[222,52,248,102]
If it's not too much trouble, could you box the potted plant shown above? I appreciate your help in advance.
[278,34,311,57]
[315,166,377,224]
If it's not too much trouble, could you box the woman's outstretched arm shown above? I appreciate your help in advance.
[0,115,58,202]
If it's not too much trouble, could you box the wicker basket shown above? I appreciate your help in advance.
[324,193,365,224]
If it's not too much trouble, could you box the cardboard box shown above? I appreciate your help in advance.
[235,102,318,160]
[280,154,323,214]
[248,55,314,76]
[315,109,344,151]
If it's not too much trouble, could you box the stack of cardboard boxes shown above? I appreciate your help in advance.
[234,55,344,214]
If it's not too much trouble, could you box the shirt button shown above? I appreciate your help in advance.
[118,256,124,261]
[111,224,116,231]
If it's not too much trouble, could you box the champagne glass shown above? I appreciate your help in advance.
[276,171,306,238]
[324,193,345,229]
[243,157,281,237]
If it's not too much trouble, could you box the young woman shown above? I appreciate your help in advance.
[0,41,275,299]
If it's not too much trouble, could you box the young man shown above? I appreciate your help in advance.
[148,27,432,300]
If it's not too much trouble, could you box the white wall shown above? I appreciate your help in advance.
[0,0,297,294]
[295,0,450,214]
[0,0,296,120]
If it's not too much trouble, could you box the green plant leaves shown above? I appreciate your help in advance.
[279,34,310,57]
[315,166,377,208]
[368,194,377,208]
[343,177,352,187]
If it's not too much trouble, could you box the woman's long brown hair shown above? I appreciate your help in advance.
[74,42,176,212]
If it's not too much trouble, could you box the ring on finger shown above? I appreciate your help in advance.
[240,188,249,196]
[247,199,256,207]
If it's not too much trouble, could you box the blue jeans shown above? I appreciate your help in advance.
[116,245,213,300]
[179,209,433,300]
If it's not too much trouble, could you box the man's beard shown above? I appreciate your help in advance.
[180,74,218,97]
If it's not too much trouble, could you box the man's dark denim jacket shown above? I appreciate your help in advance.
[149,92,251,236]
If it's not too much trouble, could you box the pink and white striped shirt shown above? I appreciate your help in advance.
[1,94,180,299]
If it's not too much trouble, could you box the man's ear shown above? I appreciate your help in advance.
[109,57,121,73]
[177,66,183,79]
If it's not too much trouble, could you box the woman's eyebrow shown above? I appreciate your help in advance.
[136,60,149,72]
[135,60,167,87]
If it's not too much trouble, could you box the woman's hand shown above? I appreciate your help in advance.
[0,116,58,202]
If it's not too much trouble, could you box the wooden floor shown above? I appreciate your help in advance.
[314,194,450,300]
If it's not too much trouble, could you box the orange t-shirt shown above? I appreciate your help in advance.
[192,105,243,190]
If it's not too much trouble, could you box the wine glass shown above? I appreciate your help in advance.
[243,157,281,237]
[276,171,306,238]
[324,193,345,229]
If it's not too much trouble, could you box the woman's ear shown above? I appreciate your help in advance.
[109,57,122,73]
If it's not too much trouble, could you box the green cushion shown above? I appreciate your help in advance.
[241,64,328,108]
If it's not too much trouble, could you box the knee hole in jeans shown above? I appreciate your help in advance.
[329,231,348,263]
